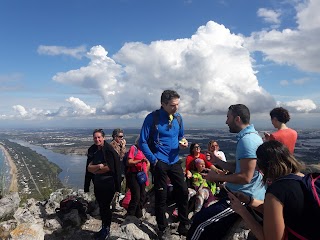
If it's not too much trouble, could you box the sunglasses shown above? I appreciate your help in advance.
[194,146,201,149]
[117,135,124,138]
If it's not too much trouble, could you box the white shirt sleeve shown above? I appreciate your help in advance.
[218,151,227,162]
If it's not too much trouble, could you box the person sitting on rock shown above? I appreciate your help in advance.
[185,143,222,180]
[188,158,217,213]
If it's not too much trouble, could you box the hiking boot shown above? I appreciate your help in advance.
[157,227,172,240]
[94,226,110,240]
[177,223,190,236]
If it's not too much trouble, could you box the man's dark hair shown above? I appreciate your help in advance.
[112,128,124,139]
[228,104,250,124]
[161,90,180,104]
[270,107,290,123]
[93,128,105,137]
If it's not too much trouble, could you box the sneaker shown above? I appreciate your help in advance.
[112,200,124,211]
[118,193,125,201]
[177,223,190,236]
[94,226,110,240]
[158,227,172,240]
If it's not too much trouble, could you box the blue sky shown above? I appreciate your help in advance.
[1,0,319,129]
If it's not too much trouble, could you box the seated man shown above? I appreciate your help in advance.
[187,104,266,240]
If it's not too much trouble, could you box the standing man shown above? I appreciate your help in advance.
[187,104,266,240]
[139,90,190,239]
[110,128,127,211]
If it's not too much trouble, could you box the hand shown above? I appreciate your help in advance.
[121,139,126,146]
[232,191,251,204]
[186,170,192,179]
[228,192,248,216]
[179,138,188,149]
[264,132,270,141]
[210,165,224,174]
[202,169,220,182]
[206,152,211,161]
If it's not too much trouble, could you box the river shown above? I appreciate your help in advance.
[10,139,87,190]
[0,148,11,192]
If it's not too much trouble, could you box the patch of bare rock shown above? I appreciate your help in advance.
[0,188,252,240]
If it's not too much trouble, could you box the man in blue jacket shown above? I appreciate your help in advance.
[139,90,190,239]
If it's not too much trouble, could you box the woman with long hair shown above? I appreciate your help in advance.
[228,140,318,240]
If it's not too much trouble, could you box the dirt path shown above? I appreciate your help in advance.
[0,144,18,192]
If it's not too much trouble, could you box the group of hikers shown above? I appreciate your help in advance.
[84,89,319,240]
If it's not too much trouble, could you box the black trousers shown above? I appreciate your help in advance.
[94,175,116,227]
[126,171,146,218]
[154,160,189,231]
[187,198,240,240]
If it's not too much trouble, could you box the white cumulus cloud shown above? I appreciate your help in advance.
[66,97,96,115]
[51,21,275,118]
[281,99,317,112]
[245,0,320,73]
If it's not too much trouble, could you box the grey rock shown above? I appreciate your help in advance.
[10,223,44,240]
[0,192,20,221]
[0,220,17,239]
[14,208,37,224]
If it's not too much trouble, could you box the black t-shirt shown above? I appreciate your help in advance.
[267,179,319,240]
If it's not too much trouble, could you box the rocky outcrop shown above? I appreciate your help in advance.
[0,189,252,240]
[0,192,20,222]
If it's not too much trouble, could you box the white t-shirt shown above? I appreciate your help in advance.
[216,151,227,162]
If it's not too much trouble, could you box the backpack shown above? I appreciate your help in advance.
[279,172,320,239]
[55,196,89,214]
[147,109,182,153]
[122,145,138,172]
[279,173,320,209]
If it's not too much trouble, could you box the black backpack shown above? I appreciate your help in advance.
[277,172,320,239]
[147,109,182,153]
[55,196,89,214]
